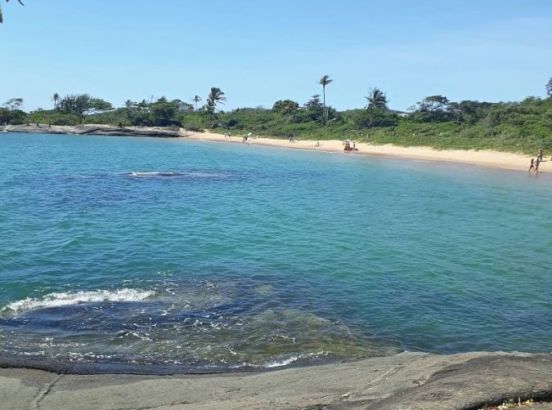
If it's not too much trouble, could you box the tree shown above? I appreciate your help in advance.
[192,95,202,111]
[304,95,324,122]
[3,98,23,111]
[547,78,552,98]
[88,98,112,113]
[448,100,493,124]
[1,98,25,125]
[58,94,112,121]
[0,107,25,125]
[411,95,454,122]
[0,108,10,124]
[319,75,333,125]
[206,87,226,114]
[0,0,24,24]
[272,99,299,116]
[365,88,388,110]
[172,99,194,113]
[353,109,398,129]
[149,97,179,126]
[52,93,60,110]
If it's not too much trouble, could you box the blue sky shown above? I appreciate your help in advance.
[2,0,552,111]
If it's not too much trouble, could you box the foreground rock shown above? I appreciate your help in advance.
[2,352,552,409]
[1,123,186,138]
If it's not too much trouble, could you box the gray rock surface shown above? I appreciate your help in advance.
[0,124,186,138]
[2,352,552,409]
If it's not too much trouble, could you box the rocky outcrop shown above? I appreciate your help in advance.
[0,124,187,138]
[2,352,552,409]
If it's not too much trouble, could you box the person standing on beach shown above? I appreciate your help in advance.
[535,157,541,175]
[529,158,535,174]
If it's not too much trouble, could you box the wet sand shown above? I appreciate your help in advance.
[184,130,551,174]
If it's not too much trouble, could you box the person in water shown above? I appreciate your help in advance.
[529,158,535,174]
[535,157,541,175]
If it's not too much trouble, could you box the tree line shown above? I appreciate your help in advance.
[2,76,552,153]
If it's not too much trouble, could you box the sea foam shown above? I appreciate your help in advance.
[130,171,180,177]
[129,171,226,178]
[1,289,155,315]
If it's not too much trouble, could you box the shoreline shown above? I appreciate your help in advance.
[2,123,549,173]
[185,130,551,174]
[3,125,552,408]
[2,351,552,409]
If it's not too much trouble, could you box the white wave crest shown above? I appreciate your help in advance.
[262,351,327,369]
[263,356,300,368]
[130,171,177,177]
[1,289,155,315]
[130,171,225,178]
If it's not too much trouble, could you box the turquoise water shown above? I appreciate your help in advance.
[1,133,551,373]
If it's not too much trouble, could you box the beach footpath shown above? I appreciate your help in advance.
[2,352,552,409]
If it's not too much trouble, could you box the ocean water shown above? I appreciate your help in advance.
[1,133,551,373]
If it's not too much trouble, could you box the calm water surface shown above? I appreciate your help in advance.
[0,133,551,373]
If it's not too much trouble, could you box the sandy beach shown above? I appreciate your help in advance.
[184,130,551,174]
[3,124,549,174]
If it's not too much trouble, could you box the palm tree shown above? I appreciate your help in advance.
[0,0,24,24]
[52,93,60,110]
[206,88,226,114]
[319,75,333,125]
[365,88,388,110]
[192,95,202,111]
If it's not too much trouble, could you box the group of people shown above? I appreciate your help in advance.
[343,139,358,152]
[528,149,545,176]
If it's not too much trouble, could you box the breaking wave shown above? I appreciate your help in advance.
[129,171,226,178]
[130,171,182,177]
[1,289,155,315]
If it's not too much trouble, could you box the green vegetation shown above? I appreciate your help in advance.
[366,88,388,110]
[3,78,552,154]
[206,88,226,115]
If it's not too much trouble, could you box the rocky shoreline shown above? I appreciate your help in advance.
[2,352,552,409]
[0,123,186,138]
